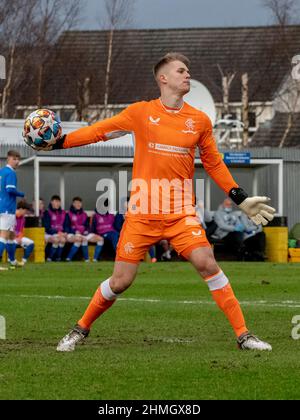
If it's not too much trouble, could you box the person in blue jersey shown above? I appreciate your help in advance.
[0,150,25,267]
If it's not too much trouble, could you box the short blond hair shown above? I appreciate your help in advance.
[153,52,190,79]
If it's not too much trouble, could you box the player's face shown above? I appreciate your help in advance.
[161,60,191,94]
[51,199,61,209]
[73,200,82,210]
[7,156,20,169]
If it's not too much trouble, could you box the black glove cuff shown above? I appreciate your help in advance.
[229,187,248,205]
[52,134,66,150]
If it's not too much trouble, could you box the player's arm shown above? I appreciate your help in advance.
[5,172,24,197]
[199,117,276,226]
[53,103,142,150]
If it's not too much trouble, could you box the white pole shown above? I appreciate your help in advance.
[60,171,65,209]
[278,160,283,216]
[205,177,211,211]
[34,157,40,217]
[253,169,258,196]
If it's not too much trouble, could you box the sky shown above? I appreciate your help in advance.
[78,0,291,30]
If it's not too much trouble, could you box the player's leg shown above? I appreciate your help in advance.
[85,233,103,262]
[149,245,157,263]
[57,218,161,352]
[0,226,9,262]
[92,235,105,262]
[56,260,139,352]
[46,234,59,261]
[56,233,67,261]
[6,231,17,265]
[20,237,34,263]
[188,247,271,350]
[66,233,82,262]
[80,234,90,262]
[168,216,272,351]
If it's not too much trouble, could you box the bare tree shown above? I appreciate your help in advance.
[262,0,299,26]
[100,0,136,118]
[30,0,81,108]
[262,0,300,147]
[0,0,81,117]
[0,0,40,117]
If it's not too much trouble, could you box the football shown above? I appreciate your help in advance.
[23,109,62,150]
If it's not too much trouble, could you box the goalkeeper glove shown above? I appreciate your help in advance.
[28,135,66,151]
[229,187,276,226]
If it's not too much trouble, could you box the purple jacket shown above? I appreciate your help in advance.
[43,205,66,234]
[15,215,25,237]
[92,213,116,235]
[65,207,89,235]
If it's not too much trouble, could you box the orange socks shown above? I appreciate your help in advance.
[78,279,117,330]
[206,271,248,338]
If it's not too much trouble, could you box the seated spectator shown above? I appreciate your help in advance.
[12,200,34,264]
[43,195,67,262]
[289,223,300,248]
[65,197,103,262]
[239,213,266,261]
[91,199,120,261]
[195,199,217,241]
[160,239,173,261]
[212,198,245,259]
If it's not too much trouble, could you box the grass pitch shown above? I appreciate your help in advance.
[0,261,300,400]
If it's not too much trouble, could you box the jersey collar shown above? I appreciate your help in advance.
[6,164,15,171]
[158,98,185,114]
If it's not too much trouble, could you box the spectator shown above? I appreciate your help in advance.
[30,198,45,220]
[213,198,245,259]
[160,240,173,261]
[13,200,34,264]
[289,223,300,248]
[43,195,67,262]
[239,213,266,261]
[195,199,217,241]
[91,200,120,261]
[65,197,103,262]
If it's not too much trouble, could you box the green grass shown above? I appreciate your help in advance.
[0,261,300,400]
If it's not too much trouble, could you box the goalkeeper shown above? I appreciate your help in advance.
[29,52,276,351]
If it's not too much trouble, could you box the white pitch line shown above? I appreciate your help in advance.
[1,294,300,308]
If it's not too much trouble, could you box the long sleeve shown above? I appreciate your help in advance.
[6,188,24,197]
[63,214,74,234]
[5,171,24,197]
[199,117,238,195]
[63,102,143,149]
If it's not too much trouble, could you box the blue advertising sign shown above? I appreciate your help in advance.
[223,152,251,164]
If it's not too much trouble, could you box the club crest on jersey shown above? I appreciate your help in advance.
[124,242,135,254]
[149,116,160,125]
[182,118,197,134]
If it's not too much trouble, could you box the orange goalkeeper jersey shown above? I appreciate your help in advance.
[64,99,238,219]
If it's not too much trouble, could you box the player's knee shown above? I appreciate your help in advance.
[110,271,136,294]
[196,257,218,278]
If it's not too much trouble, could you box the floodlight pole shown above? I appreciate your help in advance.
[34,157,40,217]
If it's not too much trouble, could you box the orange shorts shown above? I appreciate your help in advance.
[116,215,210,264]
